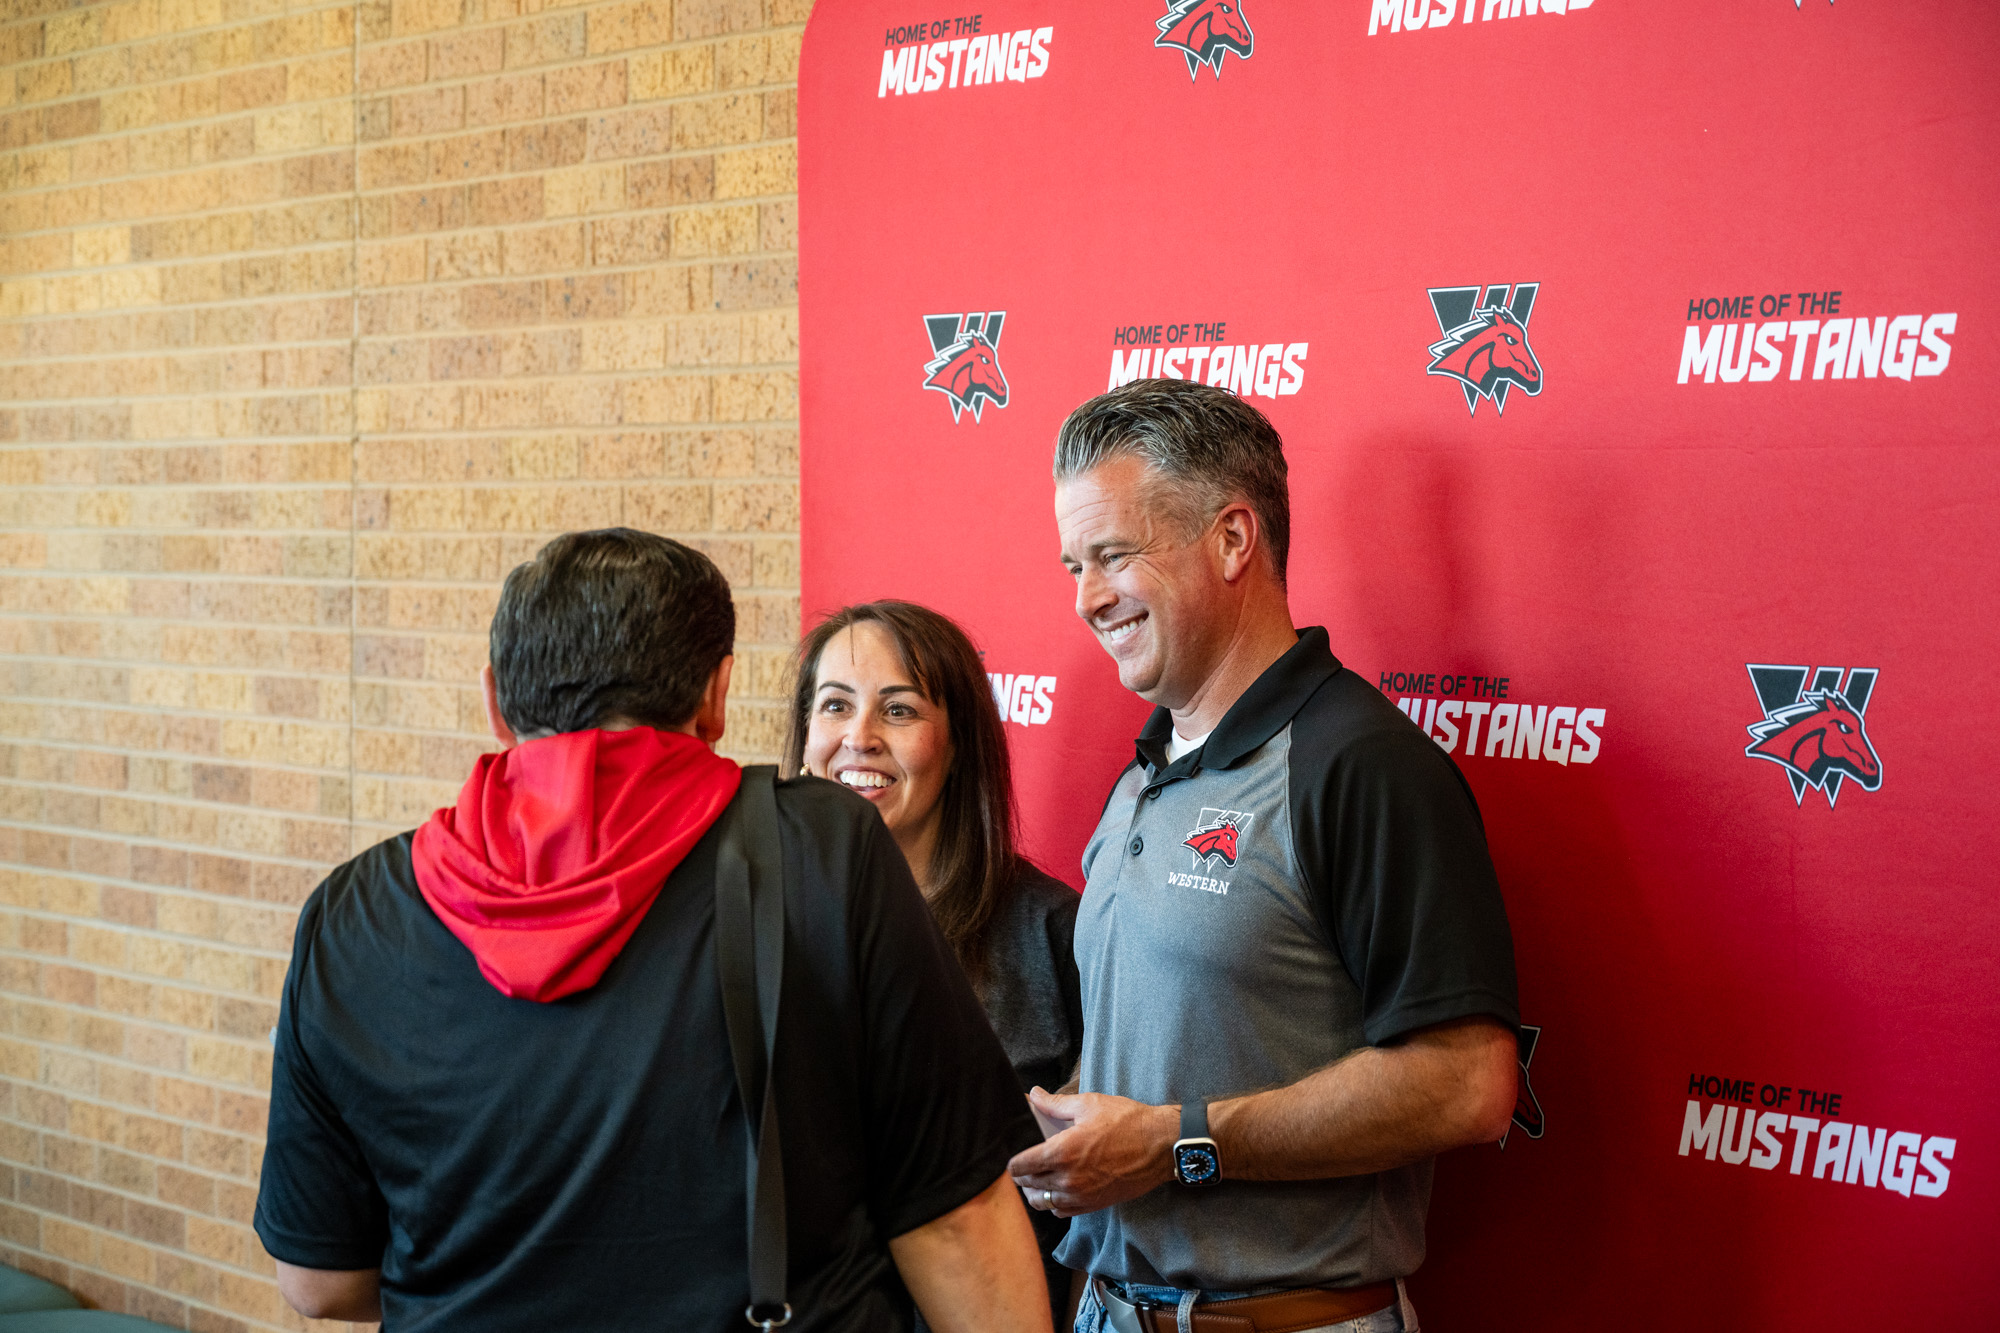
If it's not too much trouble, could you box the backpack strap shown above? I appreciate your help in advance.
[715,765,790,1330]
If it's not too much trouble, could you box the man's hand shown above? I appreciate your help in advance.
[1007,1018,1518,1213]
[1007,1086,1177,1218]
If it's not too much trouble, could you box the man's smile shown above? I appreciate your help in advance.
[1099,611,1147,646]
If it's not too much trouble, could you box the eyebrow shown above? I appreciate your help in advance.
[815,680,922,697]
[1061,537,1132,564]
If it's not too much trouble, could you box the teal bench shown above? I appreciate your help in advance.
[0,1317,181,1331]
[0,1266,176,1330]
[0,1269,76,1316]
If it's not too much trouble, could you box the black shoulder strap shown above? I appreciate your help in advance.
[715,765,790,1331]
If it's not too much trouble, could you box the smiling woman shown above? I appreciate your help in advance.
[786,601,1085,1325]
[798,616,956,886]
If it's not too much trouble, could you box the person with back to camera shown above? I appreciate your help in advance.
[788,600,1085,1327]
[1006,381,1522,1333]
[252,529,1053,1333]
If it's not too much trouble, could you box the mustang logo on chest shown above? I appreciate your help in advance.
[1181,808,1255,869]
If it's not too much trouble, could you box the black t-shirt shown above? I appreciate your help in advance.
[972,861,1084,1323]
[254,776,1037,1332]
[975,860,1083,1100]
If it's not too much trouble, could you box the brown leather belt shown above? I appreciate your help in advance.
[1107,1280,1398,1333]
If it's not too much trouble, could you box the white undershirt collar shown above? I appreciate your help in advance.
[1165,726,1212,764]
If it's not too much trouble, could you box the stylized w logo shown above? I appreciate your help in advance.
[1426,283,1542,416]
[1156,0,1254,80]
[922,312,1009,422]
[1182,808,1252,868]
[1745,665,1882,807]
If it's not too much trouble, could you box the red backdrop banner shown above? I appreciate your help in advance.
[798,2,1999,1324]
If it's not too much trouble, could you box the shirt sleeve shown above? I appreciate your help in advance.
[1047,890,1084,1082]
[848,822,1041,1238]
[253,888,391,1271]
[1299,727,1521,1048]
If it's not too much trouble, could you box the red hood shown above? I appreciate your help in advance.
[411,728,741,1002]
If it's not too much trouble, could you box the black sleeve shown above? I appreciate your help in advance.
[1296,724,1520,1048]
[1046,890,1084,1081]
[253,885,390,1270]
[848,821,1040,1238]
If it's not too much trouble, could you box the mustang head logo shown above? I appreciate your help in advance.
[1182,812,1250,868]
[1427,307,1543,407]
[922,329,1008,422]
[1156,0,1254,80]
[1746,690,1881,796]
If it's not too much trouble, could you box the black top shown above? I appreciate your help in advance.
[254,776,1038,1332]
[974,861,1083,1320]
[975,860,1083,1098]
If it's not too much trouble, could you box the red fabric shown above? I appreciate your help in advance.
[412,727,742,1002]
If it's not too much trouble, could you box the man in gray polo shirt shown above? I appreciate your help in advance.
[1008,381,1520,1333]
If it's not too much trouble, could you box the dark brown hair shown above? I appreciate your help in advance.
[491,528,735,736]
[784,601,1018,976]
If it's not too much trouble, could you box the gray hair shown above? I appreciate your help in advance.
[1052,379,1291,584]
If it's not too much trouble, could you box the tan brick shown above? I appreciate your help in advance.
[360,39,427,91]
[586,0,673,55]
[506,13,586,70]
[429,28,503,80]
[391,85,464,138]
[715,142,794,199]
[676,0,764,41]
[547,58,627,116]
[671,205,757,257]
[544,163,623,217]
[502,222,584,274]
[629,262,713,316]
[506,118,585,172]
[719,31,804,89]
[392,0,465,37]
[582,323,664,371]
[630,47,714,101]
[0,0,803,1313]
[464,72,542,126]
[430,129,506,181]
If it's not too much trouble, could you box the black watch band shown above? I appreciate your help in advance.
[1173,1099,1221,1187]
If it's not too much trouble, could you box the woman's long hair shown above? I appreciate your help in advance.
[784,601,1018,978]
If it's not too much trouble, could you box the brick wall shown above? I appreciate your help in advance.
[0,0,805,1325]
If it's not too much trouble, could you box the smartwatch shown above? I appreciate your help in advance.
[1172,1100,1222,1187]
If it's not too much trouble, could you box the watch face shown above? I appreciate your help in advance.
[1175,1143,1220,1186]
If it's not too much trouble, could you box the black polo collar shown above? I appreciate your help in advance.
[1134,627,1344,774]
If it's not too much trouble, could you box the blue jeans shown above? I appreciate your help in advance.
[1075,1277,1412,1333]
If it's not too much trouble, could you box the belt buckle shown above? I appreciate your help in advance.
[1104,1282,1171,1331]
[1131,1283,1186,1315]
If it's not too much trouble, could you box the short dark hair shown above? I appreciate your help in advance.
[490,528,736,737]
[784,601,1020,978]
[1052,379,1291,584]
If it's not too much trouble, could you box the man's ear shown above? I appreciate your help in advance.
[481,664,521,749]
[1211,501,1262,584]
[692,655,734,746]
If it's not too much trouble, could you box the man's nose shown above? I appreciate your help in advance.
[1074,566,1115,622]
